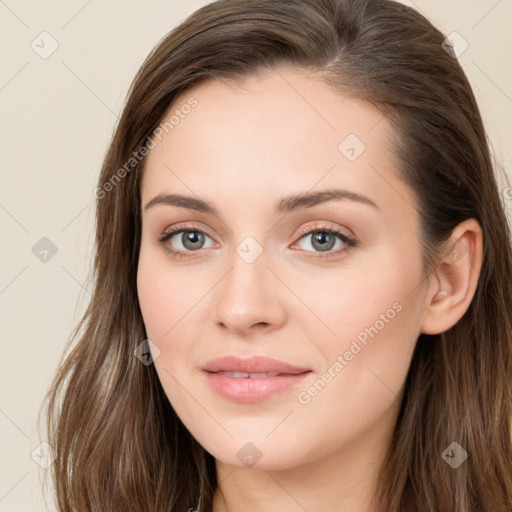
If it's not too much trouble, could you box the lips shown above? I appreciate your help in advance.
[202,355,312,403]
[202,355,311,375]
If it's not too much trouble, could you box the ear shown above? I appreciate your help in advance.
[420,218,483,335]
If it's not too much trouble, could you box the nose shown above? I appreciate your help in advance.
[213,244,286,336]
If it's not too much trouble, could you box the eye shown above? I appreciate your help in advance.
[158,224,217,259]
[157,223,358,260]
[291,224,358,258]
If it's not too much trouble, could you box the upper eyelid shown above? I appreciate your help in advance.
[162,222,216,240]
[161,222,354,247]
[162,222,349,239]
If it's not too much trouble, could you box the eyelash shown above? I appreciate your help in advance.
[157,223,358,260]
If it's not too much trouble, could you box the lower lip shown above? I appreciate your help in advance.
[204,371,312,403]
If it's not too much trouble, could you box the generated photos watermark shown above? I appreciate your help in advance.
[297,300,403,405]
[94,96,198,200]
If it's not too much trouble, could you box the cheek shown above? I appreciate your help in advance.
[137,257,202,420]
[304,274,421,423]
[290,298,418,461]
[136,251,212,344]
[136,248,179,340]
[288,259,412,342]
[298,248,423,401]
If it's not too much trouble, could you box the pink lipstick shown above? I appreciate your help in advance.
[202,355,312,403]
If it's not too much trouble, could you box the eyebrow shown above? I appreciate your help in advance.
[143,188,381,216]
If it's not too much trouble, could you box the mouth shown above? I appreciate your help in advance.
[202,354,311,375]
[201,355,313,403]
[202,365,313,403]
[207,370,309,378]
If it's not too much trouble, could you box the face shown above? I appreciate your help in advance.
[137,67,430,471]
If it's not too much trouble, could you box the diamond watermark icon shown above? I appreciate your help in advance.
[31,31,59,59]
[31,441,57,469]
[445,237,468,263]
[134,338,161,365]
[236,442,263,468]
[236,236,263,264]
[441,441,468,469]
[32,237,58,263]
[338,133,366,162]
[441,31,469,59]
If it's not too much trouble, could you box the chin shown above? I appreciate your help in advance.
[196,435,311,471]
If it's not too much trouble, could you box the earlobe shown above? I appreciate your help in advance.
[420,219,483,335]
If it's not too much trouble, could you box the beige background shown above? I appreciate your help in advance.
[0,0,511,510]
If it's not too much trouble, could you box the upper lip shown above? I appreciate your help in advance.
[202,355,311,375]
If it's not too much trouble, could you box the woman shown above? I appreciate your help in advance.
[41,0,512,510]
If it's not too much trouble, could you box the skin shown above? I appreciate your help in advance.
[137,66,483,512]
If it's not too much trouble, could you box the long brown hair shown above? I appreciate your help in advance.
[40,0,512,510]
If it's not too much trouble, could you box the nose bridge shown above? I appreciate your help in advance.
[223,235,269,308]
[214,232,283,330]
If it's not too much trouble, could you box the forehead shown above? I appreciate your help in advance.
[141,67,416,219]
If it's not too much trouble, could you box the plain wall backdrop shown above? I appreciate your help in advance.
[0,0,511,510]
